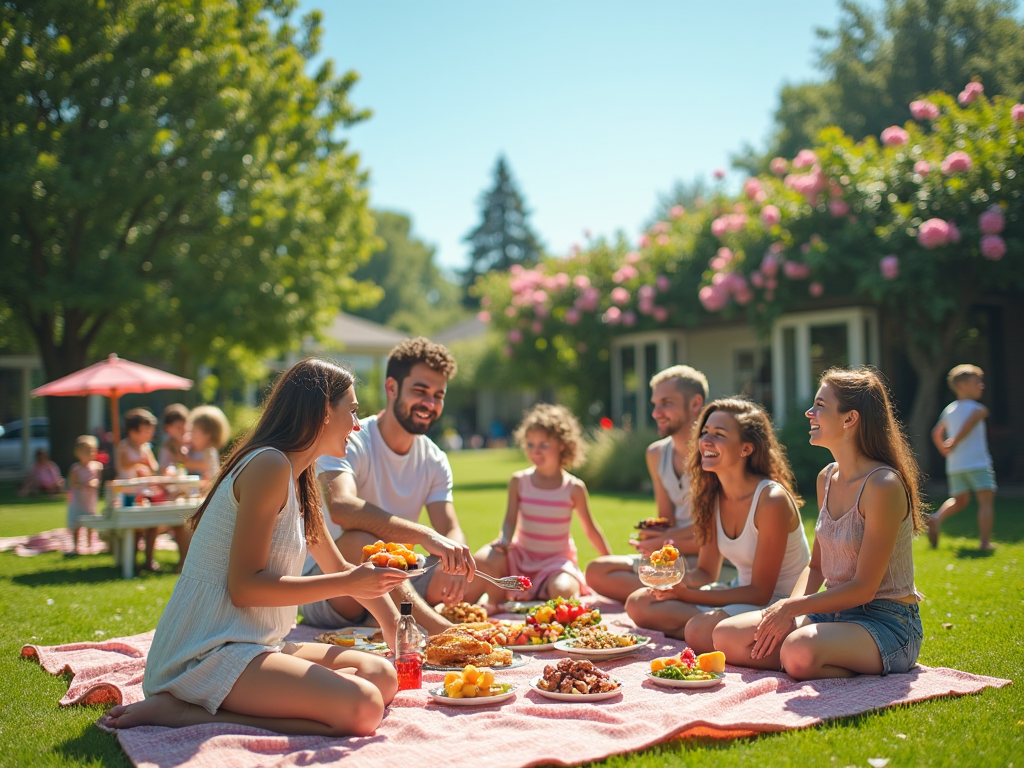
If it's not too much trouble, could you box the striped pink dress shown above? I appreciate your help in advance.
[505,469,589,600]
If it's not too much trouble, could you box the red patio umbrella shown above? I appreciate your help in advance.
[32,354,194,445]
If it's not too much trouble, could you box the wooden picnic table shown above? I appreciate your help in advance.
[77,475,204,578]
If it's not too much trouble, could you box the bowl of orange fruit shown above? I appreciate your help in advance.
[361,540,427,574]
[646,648,726,689]
[428,664,518,706]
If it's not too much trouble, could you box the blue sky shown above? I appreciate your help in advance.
[300,1,883,272]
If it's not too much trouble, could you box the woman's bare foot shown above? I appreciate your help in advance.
[98,692,206,730]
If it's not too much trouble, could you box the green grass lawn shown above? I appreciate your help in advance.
[0,448,1020,767]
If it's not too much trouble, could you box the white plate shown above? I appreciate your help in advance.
[646,672,725,689]
[424,653,531,672]
[528,676,623,701]
[427,684,518,706]
[552,636,651,658]
[503,641,559,653]
[315,627,389,653]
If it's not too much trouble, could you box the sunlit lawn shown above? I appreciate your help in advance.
[0,448,1020,766]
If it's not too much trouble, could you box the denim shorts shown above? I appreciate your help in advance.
[948,466,998,496]
[808,599,923,675]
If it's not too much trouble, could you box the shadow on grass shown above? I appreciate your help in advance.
[53,711,132,768]
[954,546,996,560]
[11,562,175,587]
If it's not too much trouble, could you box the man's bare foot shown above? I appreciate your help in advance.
[98,692,206,730]
[980,542,996,551]
[927,515,940,548]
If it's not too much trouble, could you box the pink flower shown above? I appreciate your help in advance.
[784,165,826,204]
[743,178,763,201]
[670,205,685,219]
[713,168,726,180]
[481,295,491,307]
[610,287,630,305]
[941,151,973,174]
[508,328,523,344]
[782,261,811,280]
[750,272,764,288]
[958,81,984,105]
[534,304,549,319]
[809,282,824,297]
[652,306,668,322]
[760,252,780,277]
[734,287,754,306]
[531,320,544,334]
[510,264,524,276]
[477,311,491,323]
[914,160,931,175]
[880,255,899,280]
[504,306,517,318]
[829,199,850,217]
[554,272,570,289]
[573,274,591,290]
[613,265,639,283]
[502,345,513,358]
[770,157,789,176]
[656,274,670,292]
[760,204,781,227]
[765,277,778,291]
[622,311,637,327]
[625,251,642,264]
[716,247,734,265]
[657,234,670,246]
[699,284,729,312]
[1013,104,1024,122]
[910,100,940,120]
[637,284,656,301]
[947,220,961,243]
[980,234,1007,260]
[881,126,910,146]
[918,218,951,249]
[792,149,817,169]
[711,213,748,239]
[603,307,622,324]
[638,234,651,248]
[565,308,580,325]
[532,290,548,305]
[979,205,1005,235]
[652,221,669,234]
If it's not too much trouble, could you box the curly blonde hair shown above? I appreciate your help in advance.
[514,403,585,469]
[689,398,802,544]
[188,405,231,449]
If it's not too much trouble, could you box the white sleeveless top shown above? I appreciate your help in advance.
[143,447,306,714]
[715,479,811,597]
[657,438,693,527]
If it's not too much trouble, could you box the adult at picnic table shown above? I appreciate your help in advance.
[585,365,709,602]
[625,398,810,650]
[713,367,925,680]
[100,358,406,736]
[300,338,475,635]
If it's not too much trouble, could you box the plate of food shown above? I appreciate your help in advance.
[553,627,651,658]
[439,601,488,624]
[647,650,726,688]
[361,540,427,575]
[315,627,390,654]
[635,516,671,531]
[529,659,622,701]
[496,600,546,614]
[424,624,531,670]
[428,664,518,706]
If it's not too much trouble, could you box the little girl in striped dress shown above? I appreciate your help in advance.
[469,404,611,604]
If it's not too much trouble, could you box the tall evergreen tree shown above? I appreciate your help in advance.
[461,156,541,304]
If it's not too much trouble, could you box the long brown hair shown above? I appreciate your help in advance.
[688,398,802,543]
[819,367,926,532]
[187,358,353,545]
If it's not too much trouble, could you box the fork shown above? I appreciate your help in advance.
[473,571,529,591]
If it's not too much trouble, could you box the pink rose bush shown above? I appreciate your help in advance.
[880,255,899,280]
[958,81,984,105]
[978,206,1005,235]
[910,100,940,120]
[761,204,782,227]
[770,157,789,176]
[792,149,817,169]
[1013,104,1024,122]
[881,126,909,146]
[917,218,953,249]
[980,235,1006,260]
[941,151,973,174]
[914,160,931,175]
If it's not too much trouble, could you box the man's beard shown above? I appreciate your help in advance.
[394,397,438,435]
[657,415,686,439]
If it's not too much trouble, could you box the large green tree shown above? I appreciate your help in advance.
[0,0,377,467]
[461,155,541,305]
[736,0,1024,170]
[351,210,465,335]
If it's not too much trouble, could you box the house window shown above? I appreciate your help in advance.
[734,347,773,411]
[810,324,849,383]
[620,346,637,430]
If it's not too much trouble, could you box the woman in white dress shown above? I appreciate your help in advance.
[100,359,411,737]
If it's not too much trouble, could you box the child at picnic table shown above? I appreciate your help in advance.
[186,404,231,489]
[18,448,65,496]
[66,436,103,555]
[713,367,925,680]
[115,408,162,571]
[625,399,810,651]
[464,403,611,605]
[158,404,206,475]
[100,358,407,737]
[928,364,997,551]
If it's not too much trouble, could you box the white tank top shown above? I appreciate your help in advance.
[657,438,693,527]
[715,479,810,596]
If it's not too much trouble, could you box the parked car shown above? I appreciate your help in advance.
[0,417,50,469]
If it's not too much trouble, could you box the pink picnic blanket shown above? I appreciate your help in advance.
[23,612,1010,768]
[0,528,178,557]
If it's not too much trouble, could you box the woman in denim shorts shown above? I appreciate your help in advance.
[714,367,925,679]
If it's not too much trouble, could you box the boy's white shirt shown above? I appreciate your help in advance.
[937,399,993,473]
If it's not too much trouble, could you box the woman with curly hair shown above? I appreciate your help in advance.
[713,368,924,679]
[465,403,611,604]
[626,398,810,650]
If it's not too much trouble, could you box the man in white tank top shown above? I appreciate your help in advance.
[584,366,710,602]
[300,339,475,635]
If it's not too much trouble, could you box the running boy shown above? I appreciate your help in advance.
[929,364,996,551]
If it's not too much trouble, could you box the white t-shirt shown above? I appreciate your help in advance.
[937,399,992,473]
[303,414,454,573]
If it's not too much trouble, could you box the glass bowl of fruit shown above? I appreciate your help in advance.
[637,543,683,591]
